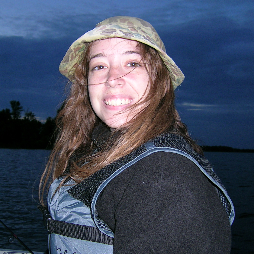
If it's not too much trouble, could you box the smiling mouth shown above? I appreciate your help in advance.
[104,98,132,106]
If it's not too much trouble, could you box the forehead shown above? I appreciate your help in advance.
[89,38,140,56]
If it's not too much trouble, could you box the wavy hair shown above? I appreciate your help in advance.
[39,41,202,204]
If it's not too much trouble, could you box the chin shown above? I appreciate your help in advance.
[105,118,128,129]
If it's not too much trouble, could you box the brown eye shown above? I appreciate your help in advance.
[127,62,141,67]
[92,65,107,71]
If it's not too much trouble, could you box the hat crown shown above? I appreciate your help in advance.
[95,16,166,52]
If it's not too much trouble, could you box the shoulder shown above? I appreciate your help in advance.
[97,150,231,253]
[108,150,212,197]
[98,149,218,213]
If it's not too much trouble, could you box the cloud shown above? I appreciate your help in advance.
[178,101,254,114]
[0,36,68,118]
[158,15,254,109]
[0,0,253,148]
[176,100,254,149]
[180,103,216,111]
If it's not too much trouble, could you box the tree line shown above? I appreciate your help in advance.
[1,101,253,152]
[0,100,56,149]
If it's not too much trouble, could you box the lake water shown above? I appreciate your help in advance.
[0,149,253,253]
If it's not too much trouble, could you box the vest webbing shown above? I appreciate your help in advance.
[47,218,113,245]
[38,205,113,245]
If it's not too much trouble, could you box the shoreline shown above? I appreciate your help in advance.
[0,145,253,153]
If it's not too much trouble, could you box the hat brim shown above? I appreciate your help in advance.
[59,26,184,89]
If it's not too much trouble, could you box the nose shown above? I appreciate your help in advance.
[105,66,125,87]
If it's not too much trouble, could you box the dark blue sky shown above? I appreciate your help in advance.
[0,0,253,148]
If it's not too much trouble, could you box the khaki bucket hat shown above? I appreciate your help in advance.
[59,16,185,89]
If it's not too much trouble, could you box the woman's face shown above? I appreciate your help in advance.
[88,38,150,129]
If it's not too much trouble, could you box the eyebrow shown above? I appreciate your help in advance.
[89,50,141,61]
[123,50,141,56]
[89,53,105,60]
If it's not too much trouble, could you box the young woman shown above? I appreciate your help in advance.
[40,16,234,253]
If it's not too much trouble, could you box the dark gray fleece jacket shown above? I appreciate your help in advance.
[96,150,232,253]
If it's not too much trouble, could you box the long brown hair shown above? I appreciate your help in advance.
[39,41,202,204]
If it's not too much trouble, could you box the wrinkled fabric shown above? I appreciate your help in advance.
[48,178,113,254]
[59,16,185,89]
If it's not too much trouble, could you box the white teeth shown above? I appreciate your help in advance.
[105,99,131,106]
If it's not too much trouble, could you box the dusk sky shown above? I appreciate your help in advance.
[0,0,253,149]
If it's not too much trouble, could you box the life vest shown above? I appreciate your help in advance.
[44,133,235,253]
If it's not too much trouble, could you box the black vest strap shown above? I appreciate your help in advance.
[38,205,113,245]
[47,218,113,245]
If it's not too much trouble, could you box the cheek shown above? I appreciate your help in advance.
[128,72,150,94]
[136,75,150,97]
